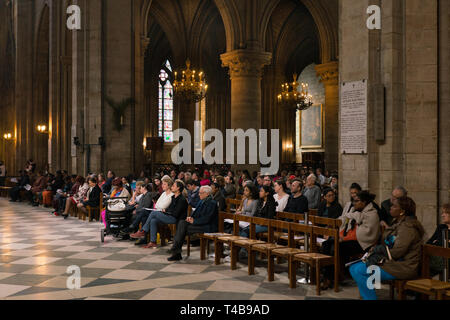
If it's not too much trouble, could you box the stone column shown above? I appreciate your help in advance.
[13,0,34,173]
[221,49,272,173]
[71,0,103,175]
[315,61,339,172]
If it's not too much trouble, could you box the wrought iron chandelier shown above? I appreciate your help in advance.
[173,59,208,104]
[277,73,313,111]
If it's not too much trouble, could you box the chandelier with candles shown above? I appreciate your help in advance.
[277,73,313,111]
[173,59,208,104]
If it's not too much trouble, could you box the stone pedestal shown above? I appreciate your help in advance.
[221,49,272,174]
[315,61,339,172]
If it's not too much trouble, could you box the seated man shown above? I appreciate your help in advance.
[139,180,188,248]
[76,177,102,215]
[167,186,217,261]
[9,170,30,202]
[379,186,407,227]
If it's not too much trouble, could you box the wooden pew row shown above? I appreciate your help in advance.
[201,212,341,295]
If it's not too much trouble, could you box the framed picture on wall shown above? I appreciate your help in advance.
[300,104,323,149]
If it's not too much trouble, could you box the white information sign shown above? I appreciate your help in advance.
[340,80,368,154]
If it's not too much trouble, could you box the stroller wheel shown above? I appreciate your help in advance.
[100,229,105,243]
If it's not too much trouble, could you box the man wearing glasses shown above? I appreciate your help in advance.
[167,186,217,261]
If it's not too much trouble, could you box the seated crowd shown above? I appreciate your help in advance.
[6,162,450,300]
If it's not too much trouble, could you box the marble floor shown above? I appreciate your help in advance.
[0,198,391,300]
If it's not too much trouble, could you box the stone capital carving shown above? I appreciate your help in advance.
[220,50,272,79]
[315,61,339,86]
[141,37,150,57]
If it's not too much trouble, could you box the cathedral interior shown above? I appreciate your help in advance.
[0,0,449,302]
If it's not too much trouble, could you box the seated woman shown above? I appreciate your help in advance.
[76,177,102,216]
[97,173,106,190]
[349,196,425,300]
[61,176,89,219]
[342,183,362,216]
[223,183,258,234]
[240,185,276,238]
[130,177,174,240]
[100,177,131,226]
[52,176,73,216]
[318,188,343,219]
[140,180,188,248]
[273,179,290,212]
[426,203,450,276]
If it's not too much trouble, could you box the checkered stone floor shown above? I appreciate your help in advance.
[0,198,391,300]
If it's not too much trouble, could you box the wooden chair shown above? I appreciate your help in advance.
[268,221,312,285]
[291,225,340,295]
[309,209,318,216]
[229,215,267,270]
[310,216,341,228]
[401,244,450,300]
[214,213,248,265]
[235,194,243,200]
[226,198,241,213]
[248,219,285,276]
[0,186,11,197]
[259,211,305,242]
[229,217,272,275]
[196,211,235,261]
[277,212,306,243]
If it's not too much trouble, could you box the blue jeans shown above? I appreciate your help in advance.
[142,211,177,243]
[349,262,396,300]
[240,225,268,238]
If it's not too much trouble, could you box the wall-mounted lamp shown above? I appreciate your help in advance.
[3,133,13,140]
[284,142,294,151]
[37,125,48,133]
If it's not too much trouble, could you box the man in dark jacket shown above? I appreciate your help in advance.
[167,186,217,261]
[186,180,201,208]
[284,179,309,213]
[212,182,226,212]
[379,186,407,227]
[9,171,30,202]
[101,170,115,194]
[77,177,102,214]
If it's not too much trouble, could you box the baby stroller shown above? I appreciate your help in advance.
[100,196,132,243]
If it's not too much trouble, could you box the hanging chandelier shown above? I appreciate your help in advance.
[277,74,313,111]
[173,59,208,104]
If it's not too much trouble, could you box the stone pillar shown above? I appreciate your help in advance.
[71,0,103,175]
[13,0,34,173]
[221,49,272,173]
[315,61,339,172]
[338,0,370,203]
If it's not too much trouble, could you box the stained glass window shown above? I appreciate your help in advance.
[158,60,173,143]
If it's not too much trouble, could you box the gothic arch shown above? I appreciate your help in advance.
[300,0,338,63]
